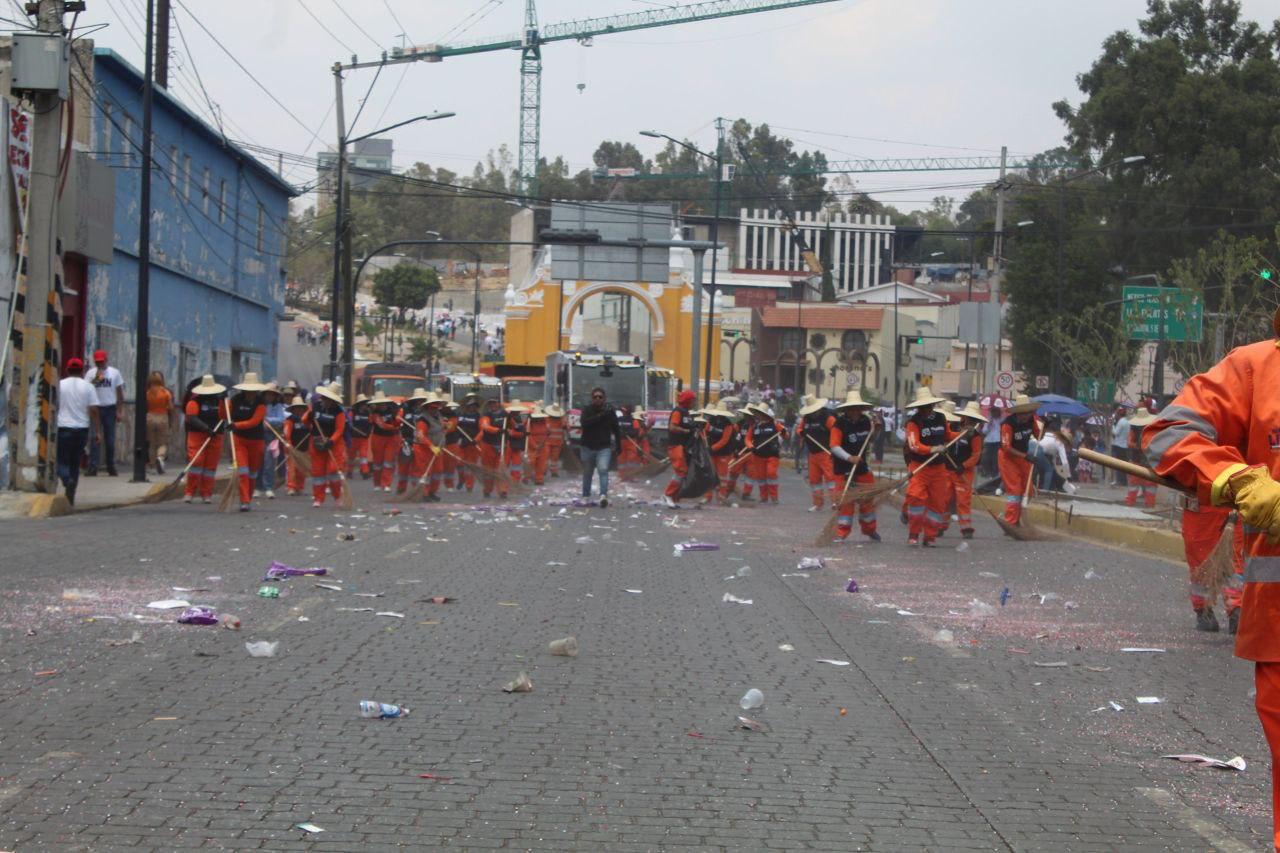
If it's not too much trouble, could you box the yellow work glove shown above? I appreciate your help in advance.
[430,445,441,456]
[1229,466,1280,538]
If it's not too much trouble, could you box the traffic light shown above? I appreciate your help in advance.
[1261,267,1274,282]
[915,336,925,345]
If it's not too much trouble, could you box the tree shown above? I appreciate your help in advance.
[372,262,440,322]
[1029,302,1139,404]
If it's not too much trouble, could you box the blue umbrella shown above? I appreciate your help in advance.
[1032,393,1091,419]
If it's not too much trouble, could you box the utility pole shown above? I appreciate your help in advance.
[131,0,156,483]
[700,117,726,405]
[987,146,1006,390]
[470,253,481,373]
[13,0,69,492]
[327,63,346,387]
[690,249,704,388]
[154,0,170,88]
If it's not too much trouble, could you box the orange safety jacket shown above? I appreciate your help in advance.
[1143,339,1280,661]
[547,416,566,443]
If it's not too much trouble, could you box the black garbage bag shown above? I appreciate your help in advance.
[677,437,720,499]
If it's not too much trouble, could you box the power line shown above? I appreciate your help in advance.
[298,0,356,55]
[380,0,410,39]
[328,0,384,50]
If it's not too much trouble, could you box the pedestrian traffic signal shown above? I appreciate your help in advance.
[1261,267,1274,282]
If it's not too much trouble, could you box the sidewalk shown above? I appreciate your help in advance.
[0,470,197,519]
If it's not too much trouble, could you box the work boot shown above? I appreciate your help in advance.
[1228,608,1240,635]
[922,538,937,548]
[1194,607,1219,632]
[65,483,76,506]
[961,528,974,539]
[865,531,881,542]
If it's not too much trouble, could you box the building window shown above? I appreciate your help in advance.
[102,104,112,160]
[202,168,210,215]
[256,204,264,252]
[183,156,191,202]
[779,329,803,354]
[123,115,134,165]
[169,145,178,189]
[218,179,226,223]
[841,330,866,353]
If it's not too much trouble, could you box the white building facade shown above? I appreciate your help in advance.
[736,208,894,294]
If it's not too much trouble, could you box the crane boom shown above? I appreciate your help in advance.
[603,154,1083,181]
[380,0,845,197]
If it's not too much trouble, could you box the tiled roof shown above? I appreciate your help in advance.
[760,304,884,330]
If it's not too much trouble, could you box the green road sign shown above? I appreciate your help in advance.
[1120,285,1203,342]
[1075,377,1116,404]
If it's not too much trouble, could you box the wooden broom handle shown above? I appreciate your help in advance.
[1077,447,1189,494]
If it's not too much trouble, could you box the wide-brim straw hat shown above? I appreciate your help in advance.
[1128,406,1157,427]
[529,406,548,419]
[907,386,946,408]
[354,393,370,405]
[632,406,647,419]
[314,383,344,405]
[1009,393,1040,414]
[958,400,989,422]
[799,397,829,416]
[506,399,532,413]
[544,403,565,417]
[406,387,432,403]
[369,391,392,406]
[706,407,734,419]
[264,381,280,394]
[191,374,226,396]
[939,400,961,423]
[834,390,872,411]
[286,396,309,410]
[233,371,268,392]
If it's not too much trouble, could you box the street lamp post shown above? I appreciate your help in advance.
[424,231,483,373]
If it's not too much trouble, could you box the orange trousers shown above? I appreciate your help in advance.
[370,434,398,488]
[441,445,458,488]
[232,436,264,506]
[808,452,834,507]
[999,454,1033,525]
[953,469,975,533]
[184,433,222,499]
[1183,506,1244,612]
[835,470,877,539]
[527,441,548,484]
[309,446,346,503]
[711,454,734,501]
[350,436,370,477]
[287,452,308,493]
[618,438,644,479]
[546,440,564,475]
[746,455,780,502]
[1126,482,1158,508]
[481,444,504,496]
[455,444,479,491]
[505,449,523,486]
[1255,662,1280,851]
[904,464,950,542]
[664,445,689,499]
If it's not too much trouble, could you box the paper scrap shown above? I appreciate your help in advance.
[815,659,851,666]
[375,611,405,619]
[722,593,753,605]
[1121,647,1167,653]
[778,643,795,652]
[296,822,325,833]
[145,599,190,610]
[1163,753,1246,772]
[1136,696,1162,704]
[624,589,642,594]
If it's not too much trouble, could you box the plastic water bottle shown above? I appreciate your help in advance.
[359,700,409,719]
[739,688,764,711]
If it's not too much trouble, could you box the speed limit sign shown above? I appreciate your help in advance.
[995,371,1014,391]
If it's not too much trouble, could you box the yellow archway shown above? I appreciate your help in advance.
[503,253,719,390]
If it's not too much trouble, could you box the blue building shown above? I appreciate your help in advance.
[86,48,295,399]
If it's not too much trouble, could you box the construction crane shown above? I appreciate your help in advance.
[342,0,845,198]
[598,153,1083,181]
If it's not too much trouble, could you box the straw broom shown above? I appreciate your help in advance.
[145,420,222,504]
[326,448,356,509]
[993,466,1058,541]
[217,403,240,512]
[844,426,975,505]
[393,449,440,503]
[263,420,312,478]
[815,426,877,545]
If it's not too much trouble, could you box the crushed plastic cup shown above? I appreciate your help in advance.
[244,640,279,658]
[263,561,327,581]
[735,566,751,578]
[797,557,826,570]
[503,671,534,693]
[359,700,408,718]
[256,585,281,599]
[176,606,218,626]
[548,636,579,657]
[574,535,594,544]
[739,688,764,710]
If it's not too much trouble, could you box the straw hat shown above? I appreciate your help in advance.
[632,406,647,419]
[957,400,989,422]
[353,393,370,405]
[544,403,565,418]
[799,397,829,416]
[1009,393,1039,414]
[191,374,226,396]
[286,395,309,410]
[264,381,280,394]
[939,400,961,423]
[706,407,734,419]
[529,405,548,419]
[1128,406,1157,427]
[505,399,531,413]
[232,371,268,392]
[906,386,946,408]
[368,390,393,407]
[314,382,344,405]
[406,387,432,403]
[834,389,872,411]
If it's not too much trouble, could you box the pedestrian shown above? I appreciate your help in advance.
[504,402,528,491]
[798,396,835,510]
[397,388,430,495]
[981,407,1003,478]
[902,387,952,546]
[348,394,372,479]
[182,375,227,504]
[579,386,621,507]
[304,383,347,507]
[1125,408,1158,507]
[828,390,879,542]
[478,397,508,498]
[255,382,285,499]
[999,393,1042,525]
[1110,404,1131,486]
[745,403,786,504]
[227,373,268,511]
[283,396,312,496]
[1037,419,1071,493]
[663,389,697,508]
[544,402,566,478]
[368,391,401,492]
[56,357,99,506]
[705,406,737,505]
[84,349,124,477]
[144,370,175,475]
[949,401,988,539]
[454,394,482,492]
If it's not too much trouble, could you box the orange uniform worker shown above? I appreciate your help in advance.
[999,393,1042,525]
[441,401,461,490]
[227,373,269,512]
[368,392,401,492]
[348,394,372,479]
[734,407,761,501]
[479,398,509,498]
[303,383,347,506]
[1140,328,1280,849]
[395,388,429,495]
[526,406,550,485]
[946,401,988,540]
[902,386,954,546]
[504,403,528,488]
[745,404,786,504]
[182,375,227,504]
[282,396,312,495]
[454,396,483,492]
[1126,407,1159,507]
[617,405,646,480]
[545,404,567,477]
[420,394,447,501]
[798,397,836,509]
[828,390,879,541]
[663,390,698,508]
[1182,502,1245,633]
[705,408,737,504]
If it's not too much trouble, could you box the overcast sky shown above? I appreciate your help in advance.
[76,0,1280,212]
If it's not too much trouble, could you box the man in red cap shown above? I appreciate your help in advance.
[56,357,99,505]
[84,349,124,477]
[663,389,697,508]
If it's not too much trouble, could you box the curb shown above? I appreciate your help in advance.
[975,494,1183,563]
[21,475,239,519]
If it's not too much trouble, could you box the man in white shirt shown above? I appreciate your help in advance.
[57,357,100,505]
[84,348,125,476]
[1110,405,1131,487]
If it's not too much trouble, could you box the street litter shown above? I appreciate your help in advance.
[418,773,452,782]
[735,566,752,578]
[896,609,918,617]
[978,571,1000,578]
[170,586,209,593]
[177,606,218,626]
[933,630,954,644]
[1037,592,1060,605]
[359,700,408,718]
[1136,696,1162,704]
[263,561,328,581]
[1064,600,1079,610]
[737,716,766,732]
[1084,569,1099,579]
[295,823,325,834]
[1110,701,1125,711]
[384,524,402,534]
[955,541,969,552]
[816,658,851,666]
[546,561,567,566]
[337,607,374,613]
[336,532,356,541]
[1122,647,1167,653]
[352,592,383,598]
[256,586,281,599]
[722,593,753,605]
[674,542,719,554]
[244,641,279,658]
[1000,587,1011,606]
[425,536,449,543]
[497,601,519,607]
[797,557,825,570]
[503,671,534,693]
[102,631,142,646]
[146,599,190,610]
[549,636,579,657]
[968,599,996,618]
[34,669,57,677]
[1033,661,1069,667]
[778,644,795,652]
[1084,665,1111,672]
[61,588,99,601]
[625,589,642,594]
[375,611,405,619]
[1163,753,1246,771]
[418,596,454,604]
[845,579,859,593]
[315,583,344,591]
[779,572,810,578]
[574,535,594,544]
[739,688,764,710]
